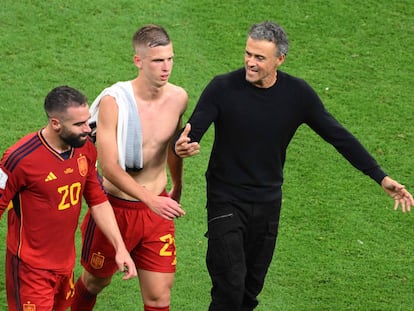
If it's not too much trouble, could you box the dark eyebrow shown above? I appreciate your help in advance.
[152,55,174,61]
[73,116,91,126]
[245,50,265,59]
[73,120,88,126]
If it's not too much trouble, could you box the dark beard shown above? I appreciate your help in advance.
[60,133,88,148]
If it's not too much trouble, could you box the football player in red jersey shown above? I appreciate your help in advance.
[0,85,137,311]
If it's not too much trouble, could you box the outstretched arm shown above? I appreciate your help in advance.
[174,123,200,158]
[381,176,413,213]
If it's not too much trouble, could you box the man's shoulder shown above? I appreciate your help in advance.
[167,82,187,95]
[7,132,40,157]
[205,68,245,91]
[1,132,41,172]
[215,68,244,80]
[96,81,132,100]
[278,70,308,86]
[166,83,188,105]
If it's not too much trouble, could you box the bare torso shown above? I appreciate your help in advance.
[102,80,187,200]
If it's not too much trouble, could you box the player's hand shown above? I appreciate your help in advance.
[175,123,200,158]
[115,248,137,280]
[148,195,186,220]
[381,176,413,213]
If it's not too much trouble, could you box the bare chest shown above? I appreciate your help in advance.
[138,101,181,146]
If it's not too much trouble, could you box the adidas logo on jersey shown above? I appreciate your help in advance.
[45,172,57,182]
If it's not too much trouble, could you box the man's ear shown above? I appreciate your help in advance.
[276,53,286,67]
[50,117,61,131]
[133,54,142,69]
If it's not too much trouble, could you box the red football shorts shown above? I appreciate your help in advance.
[6,250,75,311]
[80,191,176,277]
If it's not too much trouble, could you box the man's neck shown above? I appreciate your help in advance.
[41,127,70,153]
[132,77,165,101]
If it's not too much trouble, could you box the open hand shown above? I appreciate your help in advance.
[174,123,200,158]
[381,176,413,212]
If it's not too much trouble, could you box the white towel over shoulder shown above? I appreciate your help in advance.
[89,81,143,171]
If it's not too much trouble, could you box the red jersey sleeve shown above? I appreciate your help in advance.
[0,140,30,220]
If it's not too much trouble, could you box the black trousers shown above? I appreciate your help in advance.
[206,199,282,311]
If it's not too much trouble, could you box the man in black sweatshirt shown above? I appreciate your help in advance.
[174,21,413,311]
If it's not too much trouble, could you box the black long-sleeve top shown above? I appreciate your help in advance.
[186,68,386,202]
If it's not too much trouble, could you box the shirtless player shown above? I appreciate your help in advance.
[71,24,187,311]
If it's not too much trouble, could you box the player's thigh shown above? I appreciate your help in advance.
[6,253,56,311]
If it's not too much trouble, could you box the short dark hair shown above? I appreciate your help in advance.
[44,85,87,117]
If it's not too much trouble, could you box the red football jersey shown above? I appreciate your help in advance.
[0,130,107,273]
